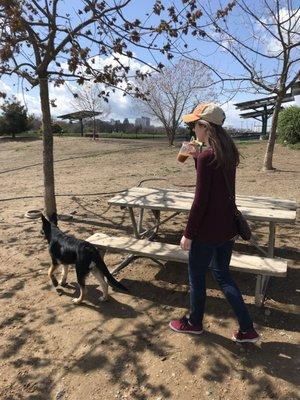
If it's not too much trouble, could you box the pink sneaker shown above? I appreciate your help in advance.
[232,329,260,343]
[169,316,203,335]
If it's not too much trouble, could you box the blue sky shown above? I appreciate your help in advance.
[0,0,299,129]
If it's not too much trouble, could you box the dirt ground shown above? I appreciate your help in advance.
[0,137,299,400]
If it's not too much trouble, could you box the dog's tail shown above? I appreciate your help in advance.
[96,256,129,293]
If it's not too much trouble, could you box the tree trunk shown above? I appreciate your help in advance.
[170,129,176,146]
[93,116,96,140]
[262,93,284,171]
[79,118,83,137]
[39,76,57,218]
[166,127,175,146]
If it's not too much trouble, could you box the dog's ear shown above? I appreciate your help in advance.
[41,213,49,225]
[49,212,58,226]
[41,213,50,236]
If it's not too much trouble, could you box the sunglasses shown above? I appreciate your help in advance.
[189,122,207,129]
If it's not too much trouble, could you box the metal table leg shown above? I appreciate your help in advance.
[110,207,179,274]
[112,207,161,273]
[128,207,140,238]
[111,254,138,275]
[136,208,161,240]
[138,208,145,235]
[111,254,165,275]
[140,211,180,239]
[255,222,276,306]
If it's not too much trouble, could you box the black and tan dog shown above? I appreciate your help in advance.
[41,214,128,304]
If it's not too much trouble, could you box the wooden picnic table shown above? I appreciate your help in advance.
[108,186,296,252]
[104,186,297,305]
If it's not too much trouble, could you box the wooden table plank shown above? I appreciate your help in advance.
[87,233,287,277]
[236,195,297,210]
[108,187,297,224]
[112,187,297,210]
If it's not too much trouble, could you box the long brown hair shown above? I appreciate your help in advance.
[206,123,240,170]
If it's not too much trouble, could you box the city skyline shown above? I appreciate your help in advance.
[0,0,299,129]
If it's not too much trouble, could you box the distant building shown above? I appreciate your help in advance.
[135,118,142,127]
[135,116,150,128]
[141,116,150,128]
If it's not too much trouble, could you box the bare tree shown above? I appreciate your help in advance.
[185,0,300,170]
[135,59,216,145]
[71,83,110,139]
[0,0,210,217]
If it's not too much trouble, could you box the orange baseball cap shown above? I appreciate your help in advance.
[182,103,226,126]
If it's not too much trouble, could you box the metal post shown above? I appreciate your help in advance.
[140,211,179,239]
[255,277,264,307]
[128,207,139,238]
[138,208,144,235]
[268,222,276,257]
[255,222,276,306]
[111,254,137,275]
[80,118,83,137]
[262,105,268,138]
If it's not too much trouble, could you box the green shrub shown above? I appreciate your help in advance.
[51,123,63,135]
[277,106,300,144]
[38,122,65,136]
[259,134,269,140]
[0,96,31,138]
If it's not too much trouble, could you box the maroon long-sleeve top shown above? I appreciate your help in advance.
[183,148,237,244]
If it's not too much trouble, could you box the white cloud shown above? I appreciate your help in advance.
[221,100,245,128]
[59,53,152,82]
[0,80,11,95]
[49,80,134,121]
[1,54,150,122]
[0,80,12,107]
[90,53,152,75]
[221,93,300,131]
[15,93,41,114]
[17,84,135,122]
[221,99,261,130]
[286,94,300,107]
[262,7,300,55]
[49,83,77,115]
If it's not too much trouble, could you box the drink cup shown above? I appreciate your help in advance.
[177,142,193,163]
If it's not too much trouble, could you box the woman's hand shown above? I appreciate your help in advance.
[180,235,191,251]
[187,142,200,158]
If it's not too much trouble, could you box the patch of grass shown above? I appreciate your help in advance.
[277,138,300,150]
[0,131,41,139]
[235,140,260,146]
[25,131,41,138]
[58,131,81,137]
[46,131,166,139]
[279,142,300,150]
[99,132,165,139]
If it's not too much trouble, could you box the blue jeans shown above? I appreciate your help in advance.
[188,239,253,332]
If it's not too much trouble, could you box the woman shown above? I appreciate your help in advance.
[169,103,259,343]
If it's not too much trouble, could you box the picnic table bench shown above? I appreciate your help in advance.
[86,186,296,307]
[87,233,288,306]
